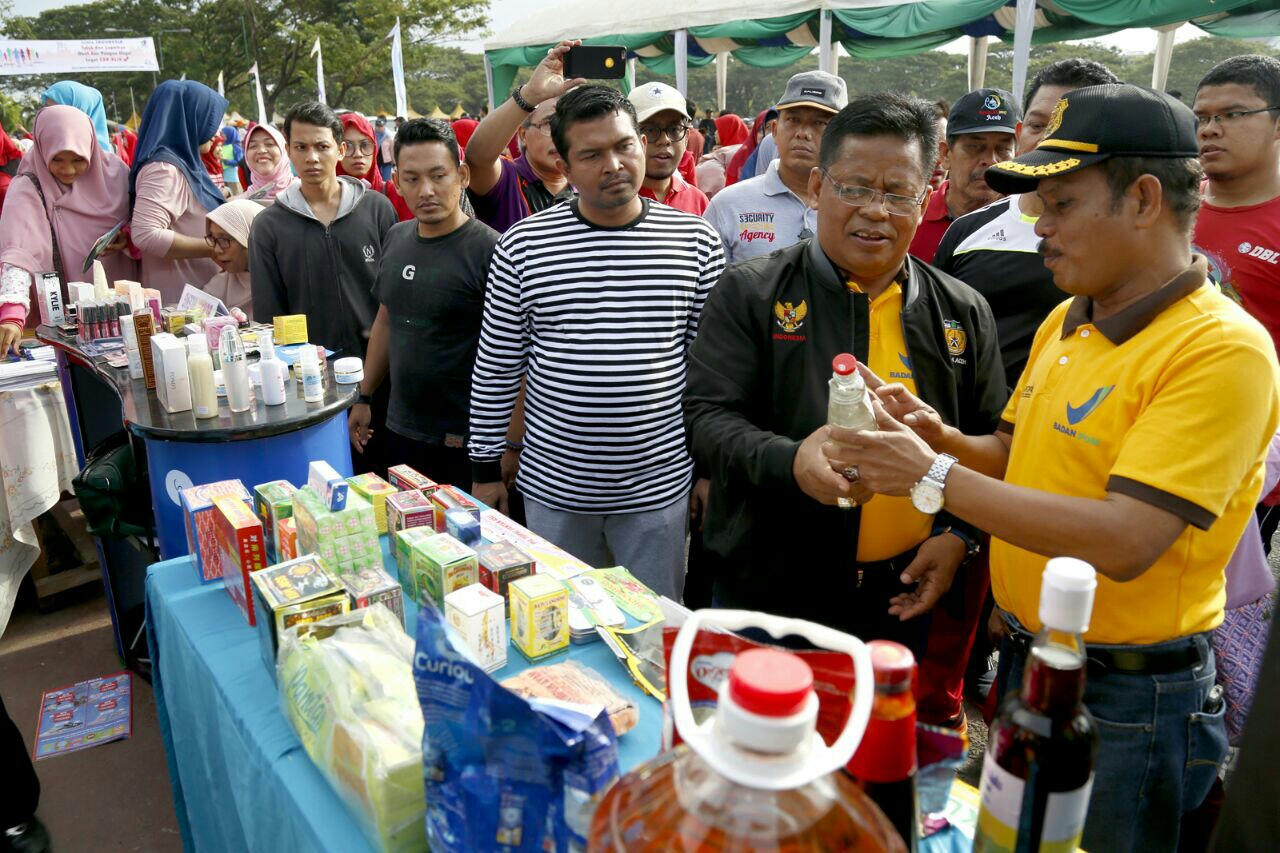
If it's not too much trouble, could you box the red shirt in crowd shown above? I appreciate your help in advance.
[908,178,953,264]
[1193,193,1280,358]
[639,170,709,216]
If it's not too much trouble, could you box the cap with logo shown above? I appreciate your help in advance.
[986,83,1199,195]
[775,70,848,115]
[948,87,1020,136]
[628,82,691,124]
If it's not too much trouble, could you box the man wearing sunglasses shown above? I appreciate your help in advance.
[684,94,1006,651]
[627,82,708,215]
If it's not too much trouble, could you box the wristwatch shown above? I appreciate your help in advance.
[910,453,958,515]
[356,393,374,406]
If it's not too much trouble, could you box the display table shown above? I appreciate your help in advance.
[0,377,79,635]
[38,324,356,666]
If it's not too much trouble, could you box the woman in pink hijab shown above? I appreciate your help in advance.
[239,122,293,201]
[0,105,135,354]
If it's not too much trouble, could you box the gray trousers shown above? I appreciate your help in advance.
[523,491,689,601]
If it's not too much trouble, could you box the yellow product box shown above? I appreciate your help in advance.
[509,574,569,662]
[273,314,308,345]
[347,473,398,535]
[410,533,477,608]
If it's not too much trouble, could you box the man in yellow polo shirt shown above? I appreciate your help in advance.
[831,84,1280,851]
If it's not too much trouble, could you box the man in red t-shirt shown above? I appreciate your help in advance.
[1193,54,1280,551]
[628,82,709,216]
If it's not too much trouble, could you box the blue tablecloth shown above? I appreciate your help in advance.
[144,536,663,853]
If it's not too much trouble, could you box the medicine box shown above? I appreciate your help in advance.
[250,555,348,674]
[445,584,506,672]
[214,495,268,625]
[253,480,297,563]
[347,473,397,534]
[272,314,308,345]
[340,566,404,625]
[277,517,298,561]
[387,464,438,497]
[477,541,535,607]
[509,574,569,662]
[410,533,478,608]
[307,460,348,511]
[182,479,252,584]
[430,486,480,533]
[385,490,434,538]
[444,509,481,547]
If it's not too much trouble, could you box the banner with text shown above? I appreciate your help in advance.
[0,38,159,76]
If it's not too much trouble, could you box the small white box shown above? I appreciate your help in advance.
[307,459,348,511]
[150,333,192,413]
[68,282,94,307]
[36,274,65,326]
[444,583,507,672]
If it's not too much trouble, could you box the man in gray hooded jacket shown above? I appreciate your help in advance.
[250,101,397,359]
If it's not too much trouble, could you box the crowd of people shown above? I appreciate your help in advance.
[2,39,1280,852]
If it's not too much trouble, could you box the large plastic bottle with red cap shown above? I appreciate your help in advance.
[588,609,907,852]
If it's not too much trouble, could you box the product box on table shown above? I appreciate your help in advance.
[181,480,252,584]
[341,566,404,624]
[385,490,434,537]
[347,473,397,534]
[509,574,569,662]
[250,555,348,673]
[477,541,534,608]
[386,464,438,497]
[214,495,268,625]
[149,332,192,414]
[293,488,376,554]
[307,460,349,512]
[444,509,481,547]
[430,485,480,533]
[394,527,435,599]
[253,480,297,563]
[277,517,298,561]
[444,583,506,672]
[411,533,478,608]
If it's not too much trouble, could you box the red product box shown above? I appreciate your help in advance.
[387,464,439,497]
[181,480,252,584]
[214,495,268,625]
[430,485,480,533]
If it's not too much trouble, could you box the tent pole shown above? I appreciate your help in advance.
[1010,0,1036,107]
[832,43,840,78]
[968,36,988,91]
[819,9,833,73]
[716,53,728,112]
[1152,26,1178,91]
[483,52,496,113]
[675,29,689,96]
[627,57,636,92]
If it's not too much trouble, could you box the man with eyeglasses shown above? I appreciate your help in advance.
[684,94,1006,651]
[705,71,846,263]
[627,82,708,215]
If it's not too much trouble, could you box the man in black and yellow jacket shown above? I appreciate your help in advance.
[684,93,1007,652]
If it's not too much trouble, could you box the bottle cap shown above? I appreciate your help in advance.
[187,334,208,355]
[728,648,813,718]
[832,353,858,376]
[259,329,276,361]
[868,639,916,693]
[1038,557,1097,634]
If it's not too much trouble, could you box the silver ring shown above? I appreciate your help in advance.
[842,465,860,483]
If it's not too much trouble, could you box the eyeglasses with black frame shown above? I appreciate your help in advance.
[820,169,927,217]
[1194,106,1280,129]
[638,122,690,144]
[204,235,235,251]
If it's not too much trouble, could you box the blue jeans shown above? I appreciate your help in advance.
[996,614,1227,852]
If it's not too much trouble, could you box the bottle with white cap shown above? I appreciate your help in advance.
[299,343,323,403]
[186,334,218,419]
[828,352,878,511]
[220,325,253,414]
[973,558,1100,853]
[257,329,288,406]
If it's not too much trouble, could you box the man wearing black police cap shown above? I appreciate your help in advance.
[836,83,1279,850]
[908,87,1019,263]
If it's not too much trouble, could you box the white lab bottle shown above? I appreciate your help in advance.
[187,335,218,418]
[300,344,323,403]
[258,330,288,406]
[220,326,253,413]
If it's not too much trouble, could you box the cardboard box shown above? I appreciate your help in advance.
[509,574,569,662]
[214,495,268,625]
[292,488,379,576]
[181,480,252,584]
[253,480,297,563]
[385,490,434,537]
[430,485,480,533]
[410,533,478,608]
[340,566,404,624]
[347,473,397,535]
[387,464,438,497]
[36,273,64,326]
[307,460,348,511]
[277,517,298,561]
[133,310,157,389]
[445,584,506,672]
[394,527,435,593]
[250,555,348,674]
[273,314,308,345]
[444,509,481,547]
[149,333,192,414]
[477,541,535,606]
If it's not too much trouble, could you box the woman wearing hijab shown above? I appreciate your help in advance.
[202,198,262,316]
[0,119,24,214]
[725,108,772,186]
[713,114,748,150]
[238,122,293,201]
[129,79,227,302]
[111,122,138,166]
[0,106,135,355]
[337,112,413,221]
[41,81,111,153]
[451,118,478,157]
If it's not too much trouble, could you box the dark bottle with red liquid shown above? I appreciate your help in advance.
[973,558,1099,853]
[848,640,919,852]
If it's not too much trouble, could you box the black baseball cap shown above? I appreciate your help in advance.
[986,83,1199,194]
[948,88,1019,136]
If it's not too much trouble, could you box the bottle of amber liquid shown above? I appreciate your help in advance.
[847,640,919,851]
[973,558,1099,853]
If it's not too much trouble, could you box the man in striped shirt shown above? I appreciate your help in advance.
[469,86,726,599]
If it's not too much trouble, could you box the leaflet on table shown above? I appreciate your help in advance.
[176,284,229,318]
[479,509,590,580]
[34,672,132,760]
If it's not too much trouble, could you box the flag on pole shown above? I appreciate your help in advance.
[179,72,186,81]
[388,18,407,119]
[311,37,326,105]
[216,70,224,97]
[249,62,268,126]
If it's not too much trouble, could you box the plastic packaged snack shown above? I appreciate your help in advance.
[501,660,638,737]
